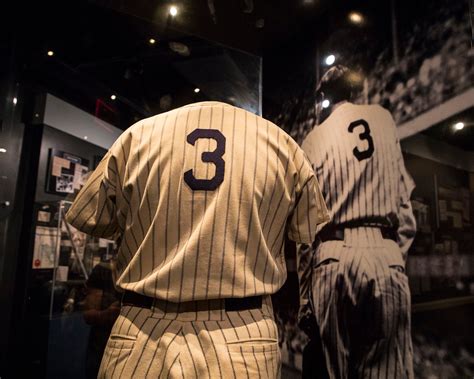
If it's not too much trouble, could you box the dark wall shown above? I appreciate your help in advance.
[0,50,27,377]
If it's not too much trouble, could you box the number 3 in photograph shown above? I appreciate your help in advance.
[348,119,375,161]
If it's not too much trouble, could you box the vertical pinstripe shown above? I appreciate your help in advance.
[66,101,330,378]
[204,106,225,298]
[67,101,329,302]
[301,103,415,251]
[300,103,416,379]
[97,298,281,379]
[309,229,414,379]
[231,110,248,296]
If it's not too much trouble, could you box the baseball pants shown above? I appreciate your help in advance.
[98,295,281,378]
[310,227,414,379]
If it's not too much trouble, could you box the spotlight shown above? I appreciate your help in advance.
[13,97,17,105]
[322,99,330,108]
[47,50,54,57]
[169,41,190,57]
[149,38,156,45]
[453,122,464,131]
[169,6,178,16]
[348,12,364,24]
[325,54,336,66]
[110,94,117,100]
[194,88,200,93]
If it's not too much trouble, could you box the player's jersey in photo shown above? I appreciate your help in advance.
[302,103,414,228]
[66,101,329,302]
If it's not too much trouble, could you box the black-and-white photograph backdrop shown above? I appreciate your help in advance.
[265,0,474,377]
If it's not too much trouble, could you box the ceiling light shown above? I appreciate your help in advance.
[169,6,178,16]
[13,97,17,105]
[348,12,364,24]
[194,88,200,93]
[110,94,117,100]
[322,99,330,108]
[325,54,336,65]
[84,136,88,140]
[0,148,7,153]
[149,38,156,45]
[454,122,464,131]
[47,50,54,57]
[169,42,190,56]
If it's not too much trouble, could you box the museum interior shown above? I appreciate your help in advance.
[0,0,473,378]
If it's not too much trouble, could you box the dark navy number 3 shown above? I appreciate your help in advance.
[348,119,375,161]
[184,129,226,191]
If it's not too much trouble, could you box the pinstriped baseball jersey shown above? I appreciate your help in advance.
[298,102,416,379]
[301,102,416,256]
[66,101,329,302]
[98,297,281,379]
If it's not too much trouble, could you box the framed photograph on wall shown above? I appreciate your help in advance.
[45,149,90,195]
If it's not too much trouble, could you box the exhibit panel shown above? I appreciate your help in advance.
[264,0,474,376]
[16,118,114,378]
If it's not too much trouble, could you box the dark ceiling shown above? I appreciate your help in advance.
[8,0,345,128]
[11,0,274,127]
[6,0,378,125]
[4,0,472,152]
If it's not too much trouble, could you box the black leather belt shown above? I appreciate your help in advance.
[318,226,397,243]
[121,291,262,312]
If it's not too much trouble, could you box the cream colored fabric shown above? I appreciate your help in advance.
[302,103,416,258]
[98,297,280,379]
[66,101,330,302]
[310,228,414,379]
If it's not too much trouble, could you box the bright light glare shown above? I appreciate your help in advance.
[454,122,464,131]
[0,148,7,153]
[194,88,200,93]
[47,50,54,57]
[84,136,88,140]
[325,54,336,65]
[110,94,117,100]
[349,12,364,24]
[13,97,17,105]
[322,100,330,108]
[149,38,156,45]
[169,6,178,16]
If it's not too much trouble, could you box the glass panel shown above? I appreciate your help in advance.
[11,2,262,378]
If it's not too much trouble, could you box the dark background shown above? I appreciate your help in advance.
[1,0,473,377]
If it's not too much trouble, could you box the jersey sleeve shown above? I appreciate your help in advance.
[288,155,330,244]
[65,145,122,239]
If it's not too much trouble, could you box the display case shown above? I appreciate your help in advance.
[32,200,116,319]
[28,199,118,378]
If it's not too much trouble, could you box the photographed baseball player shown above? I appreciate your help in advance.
[66,101,330,378]
[299,66,416,379]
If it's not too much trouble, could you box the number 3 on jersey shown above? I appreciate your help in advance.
[348,119,374,161]
[184,129,226,191]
